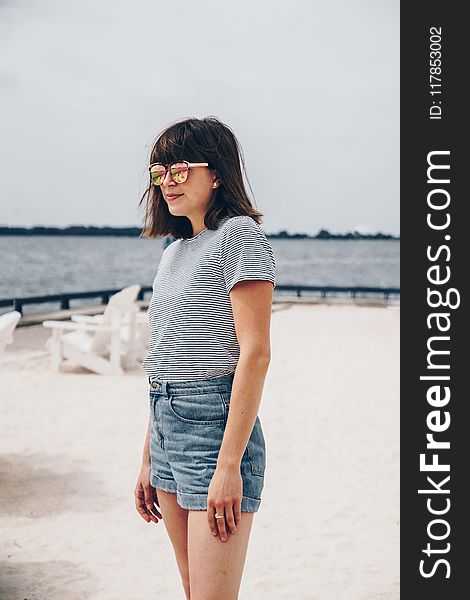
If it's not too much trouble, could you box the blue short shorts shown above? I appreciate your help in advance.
[148,372,266,512]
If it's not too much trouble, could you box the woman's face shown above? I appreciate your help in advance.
[159,163,217,222]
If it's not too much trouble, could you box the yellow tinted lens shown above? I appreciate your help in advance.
[150,165,166,185]
[171,162,189,183]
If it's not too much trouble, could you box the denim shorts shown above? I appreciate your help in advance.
[148,372,266,512]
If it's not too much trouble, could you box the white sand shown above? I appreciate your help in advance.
[0,303,399,600]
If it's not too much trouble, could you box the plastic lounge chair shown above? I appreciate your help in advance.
[42,284,141,375]
[0,311,22,353]
[70,307,149,365]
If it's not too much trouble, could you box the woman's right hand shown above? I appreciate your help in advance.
[134,462,163,524]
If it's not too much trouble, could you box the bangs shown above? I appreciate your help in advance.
[150,121,208,165]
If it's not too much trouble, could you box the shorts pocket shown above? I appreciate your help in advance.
[248,453,265,477]
[168,393,225,425]
[247,417,266,477]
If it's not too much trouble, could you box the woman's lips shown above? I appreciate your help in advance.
[166,194,183,201]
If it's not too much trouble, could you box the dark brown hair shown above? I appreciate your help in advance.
[138,116,264,239]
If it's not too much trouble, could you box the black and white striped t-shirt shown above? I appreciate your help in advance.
[142,215,276,381]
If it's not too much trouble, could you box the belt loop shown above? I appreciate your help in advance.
[149,378,169,397]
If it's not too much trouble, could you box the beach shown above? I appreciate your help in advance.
[0,302,399,600]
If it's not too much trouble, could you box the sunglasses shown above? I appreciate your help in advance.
[149,161,209,186]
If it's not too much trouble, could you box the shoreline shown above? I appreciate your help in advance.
[0,300,399,369]
[7,295,399,328]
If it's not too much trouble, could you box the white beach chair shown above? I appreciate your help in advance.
[70,308,149,365]
[42,284,141,375]
[0,311,22,352]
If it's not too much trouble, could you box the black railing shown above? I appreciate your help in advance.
[0,285,400,315]
[275,284,400,299]
[0,287,152,314]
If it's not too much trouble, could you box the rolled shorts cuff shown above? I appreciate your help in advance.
[151,473,261,512]
[151,472,177,494]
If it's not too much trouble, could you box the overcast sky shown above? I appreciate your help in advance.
[0,0,399,235]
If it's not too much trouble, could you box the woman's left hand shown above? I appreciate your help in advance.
[207,464,242,542]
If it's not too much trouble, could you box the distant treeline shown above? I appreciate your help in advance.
[272,229,399,240]
[0,225,399,240]
[0,226,144,237]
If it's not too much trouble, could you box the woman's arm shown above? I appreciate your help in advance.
[217,279,273,467]
[134,413,163,523]
[141,413,152,465]
[207,279,273,540]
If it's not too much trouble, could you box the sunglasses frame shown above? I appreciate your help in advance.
[149,160,209,185]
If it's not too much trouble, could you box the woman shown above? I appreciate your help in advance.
[135,116,276,600]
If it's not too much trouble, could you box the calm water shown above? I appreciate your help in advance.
[0,236,399,314]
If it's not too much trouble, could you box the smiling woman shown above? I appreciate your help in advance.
[135,116,276,600]
[138,116,265,240]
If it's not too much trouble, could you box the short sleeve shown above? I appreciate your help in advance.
[219,216,276,294]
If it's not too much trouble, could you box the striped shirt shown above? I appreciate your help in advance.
[142,215,276,381]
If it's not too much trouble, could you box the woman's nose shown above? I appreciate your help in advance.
[162,169,175,186]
